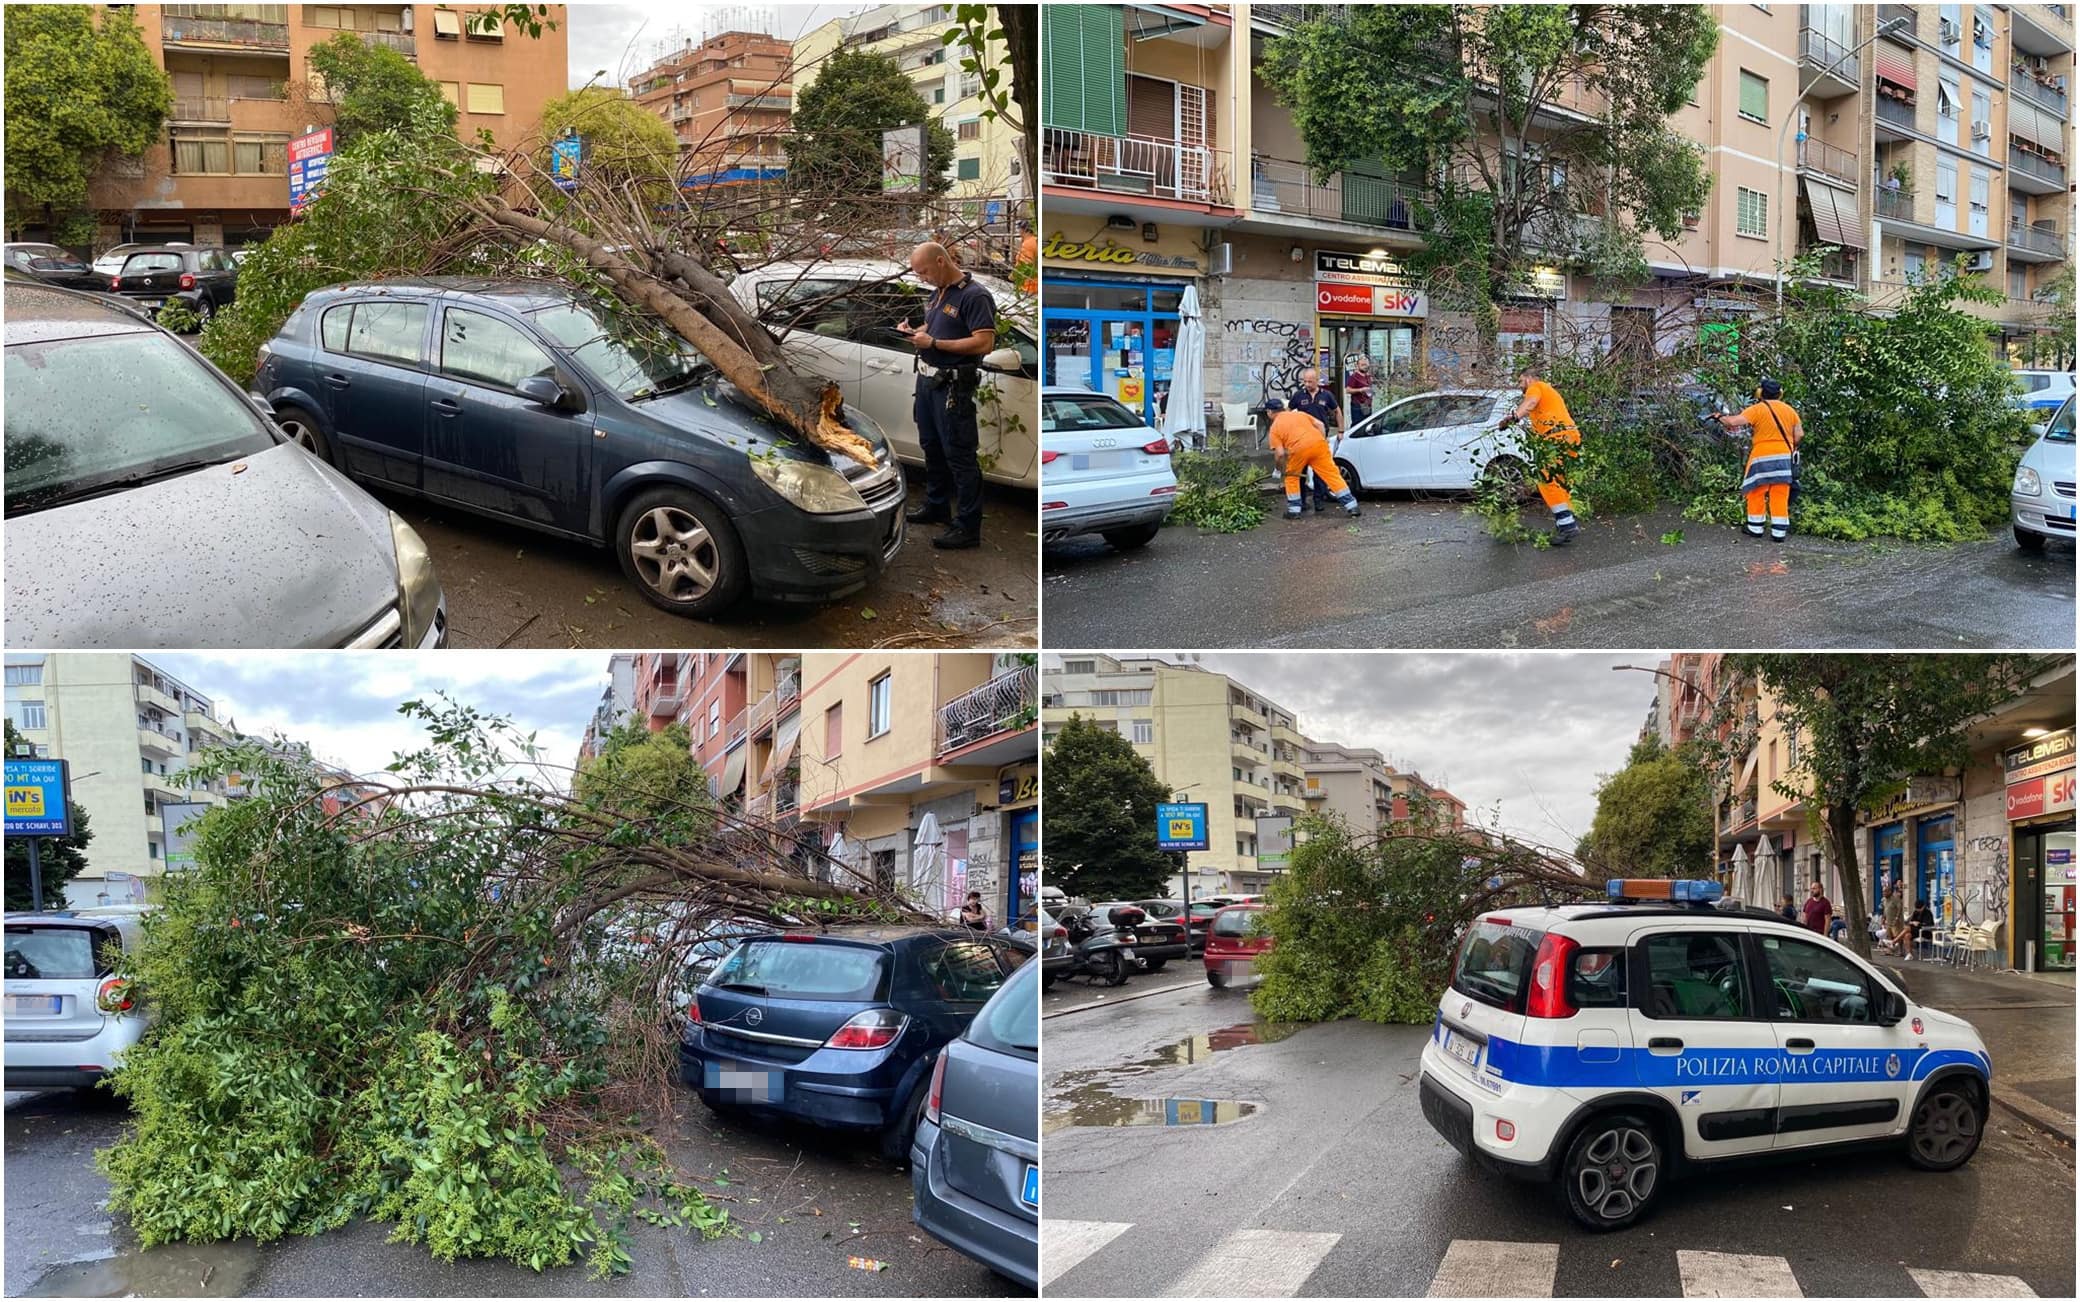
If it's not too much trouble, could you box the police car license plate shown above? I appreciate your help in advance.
[1021,1164,1039,1210]
[5,995,61,1017]
[1442,1029,1480,1070]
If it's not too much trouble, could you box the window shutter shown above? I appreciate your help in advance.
[1739,70,1768,120]
[1043,5,1125,136]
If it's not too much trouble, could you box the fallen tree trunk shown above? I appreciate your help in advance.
[471,198,878,469]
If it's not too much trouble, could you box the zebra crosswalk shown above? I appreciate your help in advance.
[1040,1220,2045,1298]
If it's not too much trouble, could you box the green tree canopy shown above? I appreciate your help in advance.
[1041,715,1174,901]
[1261,3,1716,344]
[535,88,679,178]
[1578,733,1715,879]
[571,720,714,839]
[3,720,94,912]
[786,47,955,217]
[305,31,457,145]
[2,5,172,245]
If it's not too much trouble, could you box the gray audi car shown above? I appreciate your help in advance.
[4,282,445,647]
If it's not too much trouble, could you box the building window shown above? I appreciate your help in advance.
[439,81,461,105]
[1738,70,1768,123]
[933,86,946,105]
[1062,659,1096,674]
[955,156,981,181]
[2009,265,2027,298]
[825,704,843,757]
[431,8,462,37]
[465,83,505,115]
[1736,186,1768,237]
[5,665,42,687]
[234,134,289,174]
[13,700,46,730]
[1131,719,1154,744]
[957,118,981,142]
[466,9,504,39]
[708,700,721,738]
[867,674,892,738]
[141,757,153,774]
[172,129,232,174]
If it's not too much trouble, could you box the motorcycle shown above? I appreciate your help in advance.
[1060,904,1153,987]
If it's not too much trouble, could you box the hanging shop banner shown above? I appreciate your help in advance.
[288,127,334,214]
[2003,729,2075,785]
[2008,770,2078,821]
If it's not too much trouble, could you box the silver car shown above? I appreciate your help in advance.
[4,282,446,647]
[911,950,1039,1288]
[2012,395,2075,551]
[4,909,151,1092]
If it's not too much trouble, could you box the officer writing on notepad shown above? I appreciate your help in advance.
[895,241,997,550]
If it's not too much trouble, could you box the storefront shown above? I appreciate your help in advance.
[1040,228,1203,423]
[1870,822,1907,912]
[2005,728,2077,971]
[1917,813,1958,924]
[1311,250,1426,423]
[983,762,1040,927]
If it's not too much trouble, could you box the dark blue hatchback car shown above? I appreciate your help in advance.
[680,926,1025,1159]
[255,279,907,617]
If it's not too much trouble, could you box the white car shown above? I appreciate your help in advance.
[1332,389,1527,493]
[91,240,189,279]
[1038,387,1177,549]
[4,908,152,1092]
[731,259,1039,490]
[2011,369,2075,415]
[1419,878,1990,1231]
[2012,394,2075,551]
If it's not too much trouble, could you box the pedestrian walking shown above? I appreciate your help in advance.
[896,241,996,550]
[1716,379,1803,541]
[1287,369,1343,513]
[1884,880,1910,955]
[1497,363,1581,544]
[1802,879,1834,936]
[1268,408,1360,520]
[960,891,989,932]
[1345,353,1374,425]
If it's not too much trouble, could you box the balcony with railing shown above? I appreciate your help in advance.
[2012,2,2076,57]
[160,7,290,51]
[2007,220,2067,259]
[1875,181,1916,220]
[138,727,181,755]
[1724,799,1760,836]
[1797,27,1861,98]
[173,96,231,122]
[1796,136,1860,187]
[1797,244,1861,284]
[726,92,790,112]
[2010,68,2069,117]
[1875,96,1919,135]
[648,686,684,718]
[1878,3,1917,38]
[1042,127,1234,207]
[135,682,182,716]
[725,707,748,747]
[1248,155,1425,234]
[2010,144,2068,192]
[358,29,415,57]
[937,664,1038,762]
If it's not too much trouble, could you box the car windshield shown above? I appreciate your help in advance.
[707,938,887,1001]
[119,253,183,275]
[529,302,707,401]
[6,331,276,516]
[1211,909,1259,938]
[966,958,1038,1057]
[2047,398,2075,443]
[3,926,106,980]
[1042,393,1142,432]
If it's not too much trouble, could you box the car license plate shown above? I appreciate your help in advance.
[1021,1163,1039,1210]
[703,1061,781,1103]
[140,299,164,309]
[5,995,62,1017]
[1070,451,1128,471]
[1443,1029,1481,1070]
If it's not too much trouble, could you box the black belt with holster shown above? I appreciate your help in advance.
[917,359,981,391]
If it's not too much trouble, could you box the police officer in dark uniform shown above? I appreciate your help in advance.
[1286,368,1343,513]
[895,241,997,549]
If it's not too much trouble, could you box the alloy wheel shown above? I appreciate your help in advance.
[1574,1125,1658,1221]
[629,504,720,602]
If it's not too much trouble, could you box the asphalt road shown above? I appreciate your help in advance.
[385,482,1037,651]
[1040,980,2077,1298]
[1042,498,2075,649]
[4,1085,1019,1298]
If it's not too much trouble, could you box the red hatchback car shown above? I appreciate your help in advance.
[1203,904,1272,988]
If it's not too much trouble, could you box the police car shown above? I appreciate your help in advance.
[1417,879,1991,1231]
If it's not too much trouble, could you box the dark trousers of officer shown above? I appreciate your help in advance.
[914,376,984,534]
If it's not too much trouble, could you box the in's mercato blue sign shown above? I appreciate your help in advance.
[1156,801,1208,852]
[5,758,72,838]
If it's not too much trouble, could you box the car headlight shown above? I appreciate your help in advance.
[389,513,442,646]
[752,457,869,514]
[2015,466,2043,497]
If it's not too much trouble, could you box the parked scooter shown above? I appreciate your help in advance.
[1060,904,1153,987]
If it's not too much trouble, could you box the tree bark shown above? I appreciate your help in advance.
[1828,800,1870,959]
[470,198,878,468]
[999,4,1039,210]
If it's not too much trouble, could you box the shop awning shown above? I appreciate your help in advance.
[2008,100,2056,148]
[1874,46,1917,91]
[1804,178,1867,250]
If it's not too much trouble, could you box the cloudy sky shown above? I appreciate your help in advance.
[151,652,610,786]
[564,4,868,89]
[1059,654,1662,851]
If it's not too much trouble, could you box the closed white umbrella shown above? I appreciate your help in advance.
[1730,842,1752,904]
[1159,283,1206,451]
[1752,837,1779,908]
[911,812,946,918]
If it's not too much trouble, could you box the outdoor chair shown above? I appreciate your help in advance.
[1221,402,1257,448]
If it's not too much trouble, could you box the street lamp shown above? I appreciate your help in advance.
[1775,16,1912,308]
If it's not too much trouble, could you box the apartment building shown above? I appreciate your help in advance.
[628,29,792,185]
[576,653,638,764]
[1038,3,2073,426]
[82,3,568,252]
[794,4,1025,217]
[3,653,249,900]
[789,653,1039,926]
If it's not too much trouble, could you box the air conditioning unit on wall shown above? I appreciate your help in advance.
[1971,119,1992,140]
[1965,250,1995,272]
[1207,242,1234,276]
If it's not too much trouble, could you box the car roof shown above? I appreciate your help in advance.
[1493,900,1815,931]
[745,924,981,947]
[119,245,213,256]
[310,277,587,311]
[4,282,159,343]
[747,257,1017,297]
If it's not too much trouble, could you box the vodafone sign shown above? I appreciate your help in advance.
[2008,769,2077,821]
[1316,281,1427,318]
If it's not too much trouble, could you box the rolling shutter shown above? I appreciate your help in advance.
[1875,46,1917,90]
[1043,5,1126,137]
[1805,178,1866,250]
[2009,100,2054,148]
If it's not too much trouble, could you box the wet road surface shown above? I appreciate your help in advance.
[389,482,1036,650]
[1040,980,2076,1297]
[4,1086,1019,1297]
[1043,499,2074,649]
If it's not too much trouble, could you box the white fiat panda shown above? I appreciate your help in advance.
[1417,879,1991,1230]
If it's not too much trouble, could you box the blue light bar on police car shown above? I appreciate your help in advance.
[1606,878,1724,904]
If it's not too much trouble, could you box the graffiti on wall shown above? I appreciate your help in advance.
[1223,316,1313,404]
[1965,834,2010,926]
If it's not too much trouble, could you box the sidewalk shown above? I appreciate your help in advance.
[1873,954,2076,1143]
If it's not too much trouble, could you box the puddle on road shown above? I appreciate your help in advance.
[1043,1020,1300,1135]
[22,1242,257,1298]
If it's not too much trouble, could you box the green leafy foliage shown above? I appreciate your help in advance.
[153,298,202,335]
[306,32,457,146]
[1166,452,1269,532]
[533,87,679,198]
[3,720,93,911]
[2,5,172,239]
[787,48,956,216]
[1043,716,1176,901]
[1578,735,1716,878]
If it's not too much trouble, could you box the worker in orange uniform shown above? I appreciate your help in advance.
[1716,378,1802,540]
[1497,363,1581,545]
[1268,408,1360,520]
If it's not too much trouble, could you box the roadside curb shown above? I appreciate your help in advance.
[1043,978,1204,1019]
[1990,1086,2075,1147]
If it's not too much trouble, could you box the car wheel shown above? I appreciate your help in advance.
[615,488,750,618]
[2015,524,2048,552]
[274,405,332,462]
[1335,459,1363,495]
[191,298,212,332]
[1207,970,1228,989]
[880,1072,931,1163]
[1144,958,1168,972]
[1098,950,1128,987]
[1906,1079,1985,1171]
[1102,522,1161,550]
[1561,1112,1663,1231]
[1041,971,1057,991]
[1481,455,1531,499]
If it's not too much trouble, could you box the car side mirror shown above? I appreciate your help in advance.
[515,373,572,410]
[2030,421,2049,438]
[980,345,1024,374]
[1875,988,1908,1026]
